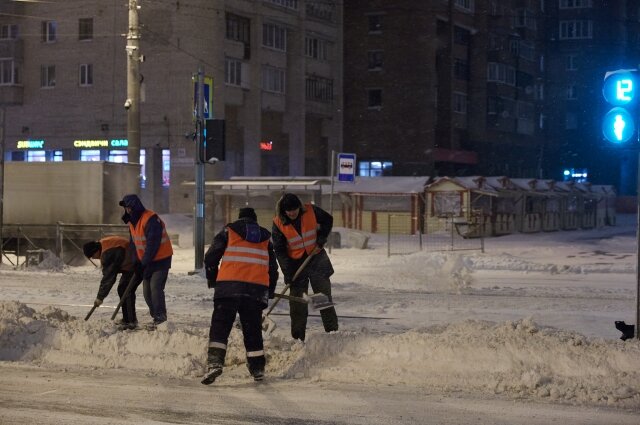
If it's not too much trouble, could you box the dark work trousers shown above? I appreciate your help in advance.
[117,271,141,324]
[209,298,264,356]
[289,275,338,341]
[143,269,169,323]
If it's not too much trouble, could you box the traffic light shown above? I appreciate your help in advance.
[204,119,225,163]
[602,69,638,144]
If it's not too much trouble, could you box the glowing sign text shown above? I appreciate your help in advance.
[110,139,128,147]
[16,140,45,149]
[74,139,109,148]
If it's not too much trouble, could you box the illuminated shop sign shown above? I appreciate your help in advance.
[74,139,109,148]
[73,139,129,148]
[16,140,45,149]
[110,139,128,147]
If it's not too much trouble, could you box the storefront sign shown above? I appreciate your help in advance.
[74,139,109,148]
[16,140,45,149]
[110,139,128,147]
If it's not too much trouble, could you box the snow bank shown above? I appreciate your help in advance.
[2,301,639,408]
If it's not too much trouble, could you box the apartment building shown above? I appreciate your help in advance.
[343,0,546,178]
[0,0,343,213]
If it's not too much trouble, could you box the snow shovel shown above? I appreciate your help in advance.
[261,250,319,333]
[273,292,334,310]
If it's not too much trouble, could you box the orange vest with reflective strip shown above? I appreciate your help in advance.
[100,235,133,272]
[273,204,318,259]
[217,228,270,287]
[128,210,173,261]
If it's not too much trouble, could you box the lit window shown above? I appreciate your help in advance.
[358,160,392,177]
[26,151,46,162]
[162,149,170,187]
[80,150,101,161]
[53,150,63,161]
[108,150,128,163]
[140,150,147,189]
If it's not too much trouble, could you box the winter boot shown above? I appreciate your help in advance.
[246,355,266,382]
[201,346,226,385]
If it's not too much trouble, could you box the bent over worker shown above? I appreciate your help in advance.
[272,193,338,341]
[119,194,173,330]
[201,207,279,384]
[82,236,142,330]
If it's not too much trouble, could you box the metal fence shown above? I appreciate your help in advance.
[1,222,129,269]
[385,214,484,257]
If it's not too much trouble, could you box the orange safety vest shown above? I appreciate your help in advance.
[273,204,318,260]
[128,210,173,262]
[216,228,270,287]
[100,235,133,272]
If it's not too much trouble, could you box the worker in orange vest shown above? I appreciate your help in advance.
[82,235,142,330]
[119,194,173,330]
[201,207,279,384]
[272,193,338,342]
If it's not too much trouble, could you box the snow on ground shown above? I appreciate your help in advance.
[2,214,640,419]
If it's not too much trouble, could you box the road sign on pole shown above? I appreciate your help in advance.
[193,76,213,120]
[337,153,356,183]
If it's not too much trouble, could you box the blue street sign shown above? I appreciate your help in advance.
[338,153,356,182]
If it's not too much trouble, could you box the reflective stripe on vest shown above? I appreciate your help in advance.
[273,204,318,260]
[99,235,133,271]
[128,209,173,261]
[217,228,270,287]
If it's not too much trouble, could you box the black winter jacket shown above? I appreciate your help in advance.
[204,217,279,308]
[97,245,133,301]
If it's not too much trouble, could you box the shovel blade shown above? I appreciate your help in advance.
[306,293,334,310]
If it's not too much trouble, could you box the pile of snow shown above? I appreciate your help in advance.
[2,300,639,408]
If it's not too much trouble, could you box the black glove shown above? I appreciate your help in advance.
[93,298,103,308]
[207,279,216,289]
[268,289,275,299]
[143,267,153,280]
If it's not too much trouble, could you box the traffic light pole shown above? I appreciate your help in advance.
[194,67,206,271]
[636,152,640,339]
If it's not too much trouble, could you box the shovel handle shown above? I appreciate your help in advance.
[84,305,98,321]
[111,274,140,320]
[263,284,290,322]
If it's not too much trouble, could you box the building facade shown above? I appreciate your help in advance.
[343,0,640,190]
[0,0,343,213]
[343,0,546,178]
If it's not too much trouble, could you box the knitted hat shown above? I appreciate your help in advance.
[238,207,257,221]
[281,193,302,211]
[83,241,101,258]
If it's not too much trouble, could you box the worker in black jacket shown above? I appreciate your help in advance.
[201,207,279,384]
[272,193,338,342]
[83,236,142,330]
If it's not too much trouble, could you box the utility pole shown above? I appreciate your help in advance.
[194,67,206,271]
[126,0,141,168]
[0,107,5,264]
